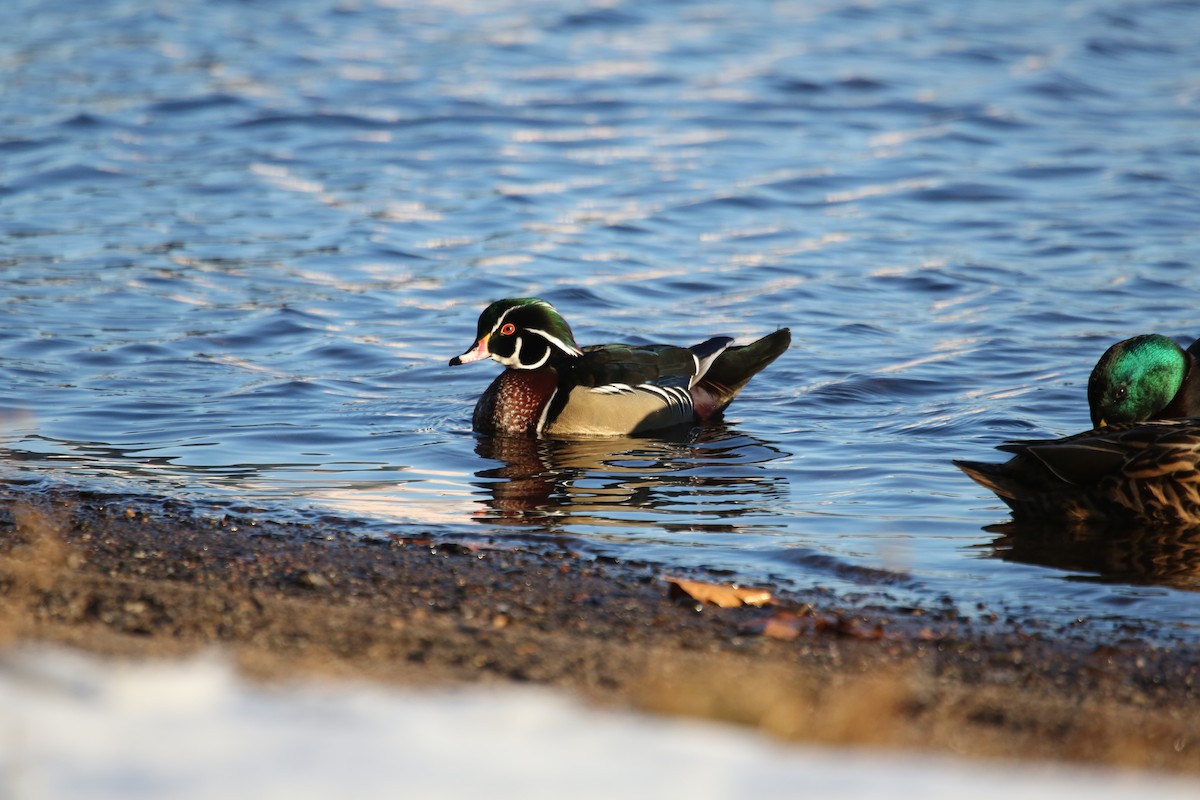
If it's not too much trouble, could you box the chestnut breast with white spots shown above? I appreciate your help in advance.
[472,368,559,436]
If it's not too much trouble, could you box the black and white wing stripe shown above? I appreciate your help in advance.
[588,381,694,412]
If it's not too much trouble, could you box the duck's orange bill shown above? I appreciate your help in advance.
[449,334,491,366]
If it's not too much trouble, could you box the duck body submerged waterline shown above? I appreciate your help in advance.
[956,419,1200,528]
[960,334,1200,528]
[450,298,791,437]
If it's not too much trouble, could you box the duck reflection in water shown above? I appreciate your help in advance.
[985,521,1200,591]
[470,424,788,533]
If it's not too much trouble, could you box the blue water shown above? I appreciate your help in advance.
[3,0,1200,638]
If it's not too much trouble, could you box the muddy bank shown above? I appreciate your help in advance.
[1,486,1198,774]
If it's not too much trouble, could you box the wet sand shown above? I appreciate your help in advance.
[1,485,1198,774]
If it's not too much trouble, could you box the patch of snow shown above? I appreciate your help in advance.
[1,646,1196,800]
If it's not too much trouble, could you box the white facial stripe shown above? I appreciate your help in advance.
[526,327,583,357]
[490,303,521,335]
[492,332,553,370]
[489,300,554,335]
[488,302,580,367]
[491,333,520,367]
[524,346,551,369]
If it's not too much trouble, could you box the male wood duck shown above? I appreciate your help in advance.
[450,297,791,437]
[1088,334,1200,427]
[956,419,1200,528]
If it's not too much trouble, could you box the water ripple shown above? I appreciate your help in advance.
[1,0,1199,636]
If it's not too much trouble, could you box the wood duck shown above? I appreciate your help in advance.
[956,418,1200,528]
[450,297,791,437]
[1088,334,1200,427]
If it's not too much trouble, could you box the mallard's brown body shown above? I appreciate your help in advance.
[956,418,1200,528]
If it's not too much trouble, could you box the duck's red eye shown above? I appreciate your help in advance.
[500,323,516,336]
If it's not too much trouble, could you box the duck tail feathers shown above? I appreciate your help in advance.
[954,459,1018,501]
[695,328,791,416]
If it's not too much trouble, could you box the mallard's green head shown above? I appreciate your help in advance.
[450,297,582,370]
[1087,334,1188,428]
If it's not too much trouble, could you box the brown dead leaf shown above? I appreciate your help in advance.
[761,616,801,640]
[665,577,772,608]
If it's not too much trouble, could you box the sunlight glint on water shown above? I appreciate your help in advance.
[2,0,1200,636]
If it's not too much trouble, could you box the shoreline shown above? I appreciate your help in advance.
[1,485,1198,774]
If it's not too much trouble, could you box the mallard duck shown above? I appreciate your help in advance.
[1088,334,1200,427]
[956,418,1200,527]
[450,297,791,437]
